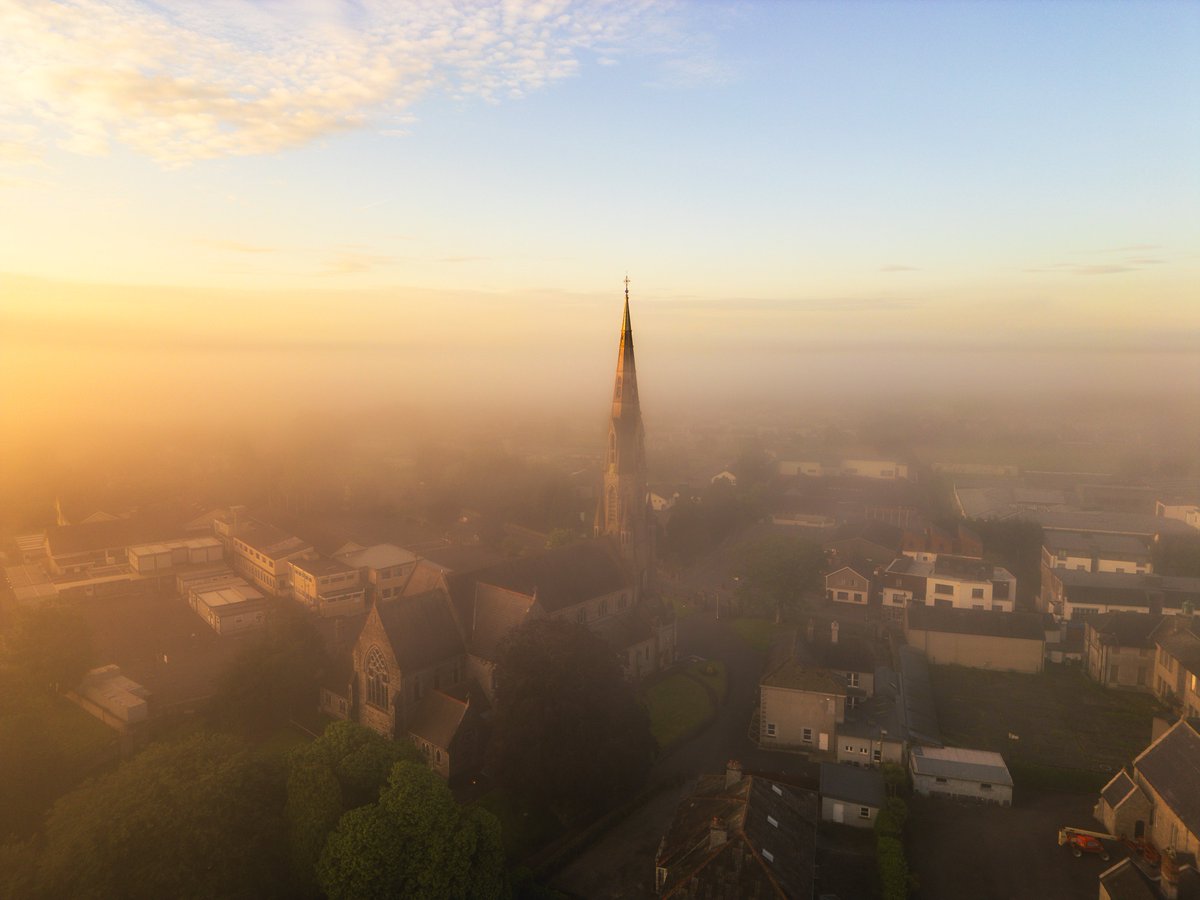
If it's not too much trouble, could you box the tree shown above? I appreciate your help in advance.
[317,761,508,900]
[35,733,290,900]
[0,602,94,692]
[734,535,824,620]
[208,602,326,734]
[285,720,422,894]
[487,618,655,822]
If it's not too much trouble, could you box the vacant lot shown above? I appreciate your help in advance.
[930,663,1161,786]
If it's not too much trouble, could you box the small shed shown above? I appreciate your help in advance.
[910,746,1013,806]
[819,762,886,828]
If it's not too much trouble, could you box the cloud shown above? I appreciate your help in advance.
[319,250,397,276]
[195,238,277,254]
[437,255,490,263]
[878,264,917,273]
[0,0,672,166]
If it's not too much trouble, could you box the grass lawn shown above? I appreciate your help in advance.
[642,670,716,749]
[687,659,728,704]
[930,662,1162,790]
[474,787,563,861]
[731,617,785,654]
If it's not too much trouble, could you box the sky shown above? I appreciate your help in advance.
[1,0,1198,434]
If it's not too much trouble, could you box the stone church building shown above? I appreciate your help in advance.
[338,286,677,778]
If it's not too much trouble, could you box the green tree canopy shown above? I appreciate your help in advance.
[734,535,825,620]
[317,761,508,900]
[285,720,422,894]
[0,601,94,691]
[208,601,326,735]
[487,618,655,822]
[35,732,289,900]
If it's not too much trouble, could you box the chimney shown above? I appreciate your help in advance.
[830,620,839,645]
[725,759,743,788]
[708,816,727,850]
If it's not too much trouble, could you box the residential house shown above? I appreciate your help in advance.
[819,762,885,829]
[1084,612,1162,691]
[904,605,1045,674]
[825,566,873,607]
[759,657,846,755]
[910,746,1013,806]
[654,760,818,898]
[1151,616,1200,718]
[1095,718,1200,856]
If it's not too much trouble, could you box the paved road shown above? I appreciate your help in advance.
[551,605,816,898]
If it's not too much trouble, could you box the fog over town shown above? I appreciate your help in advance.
[2,2,1198,899]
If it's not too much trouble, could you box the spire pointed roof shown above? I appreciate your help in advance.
[612,278,640,421]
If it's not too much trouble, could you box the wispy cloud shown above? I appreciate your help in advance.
[195,238,277,254]
[319,250,397,276]
[0,0,674,166]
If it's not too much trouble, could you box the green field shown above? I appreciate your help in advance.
[641,660,727,750]
[930,663,1163,791]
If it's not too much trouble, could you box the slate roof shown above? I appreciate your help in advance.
[906,606,1045,641]
[1134,719,1200,840]
[896,646,942,746]
[911,746,1013,786]
[458,540,629,614]
[1058,571,1200,611]
[805,635,877,674]
[1151,616,1200,675]
[762,659,847,695]
[825,520,904,551]
[375,590,464,671]
[467,582,535,660]
[236,521,312,560]
[291,556,356,577]
[407,687,471,750]
[820,763,885,808]
[656,773,818,899]
[1100,770,1138,809]
[1097,858,1159,900]
[1089,612,1164,649]
[1042,531,1152,559]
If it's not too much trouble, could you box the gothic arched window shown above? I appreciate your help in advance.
[365,647,389,710]
[607,486,618,529]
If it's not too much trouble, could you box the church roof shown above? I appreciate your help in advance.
[375,590,464,672]
[457,540,630,615]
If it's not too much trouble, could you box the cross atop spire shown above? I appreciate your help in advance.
[624,274,630,301]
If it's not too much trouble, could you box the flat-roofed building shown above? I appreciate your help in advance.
[882,553,1016,613]
[223,519,315,597]
[1043,569,1200,621]
[910,746,1013,806]
[128,537,223,575]
[905,605,1045,673]
[291,556,366,617]
[1040,531,1153,577]
[189,581,267,634]
[336,543,418,606]
[71,664,150,733]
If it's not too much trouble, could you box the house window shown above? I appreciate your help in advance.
[844,744,854,753]
[935,777,948,784]
[981,783,992,791]
[846,672,860,687]
[766,722,777,737]
[365,648,389,709]
[859,747,868,755]
[859,807,871,819]
[934,583,953,595]
[802,728,813,744]
[873,748,882,763]
[836,591,849,601]
[971,588,984,599]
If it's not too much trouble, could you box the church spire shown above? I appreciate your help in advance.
[596,278,654,592]
[612,276,640,421]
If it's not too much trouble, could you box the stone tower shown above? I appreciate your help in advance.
[595,278,655,593]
